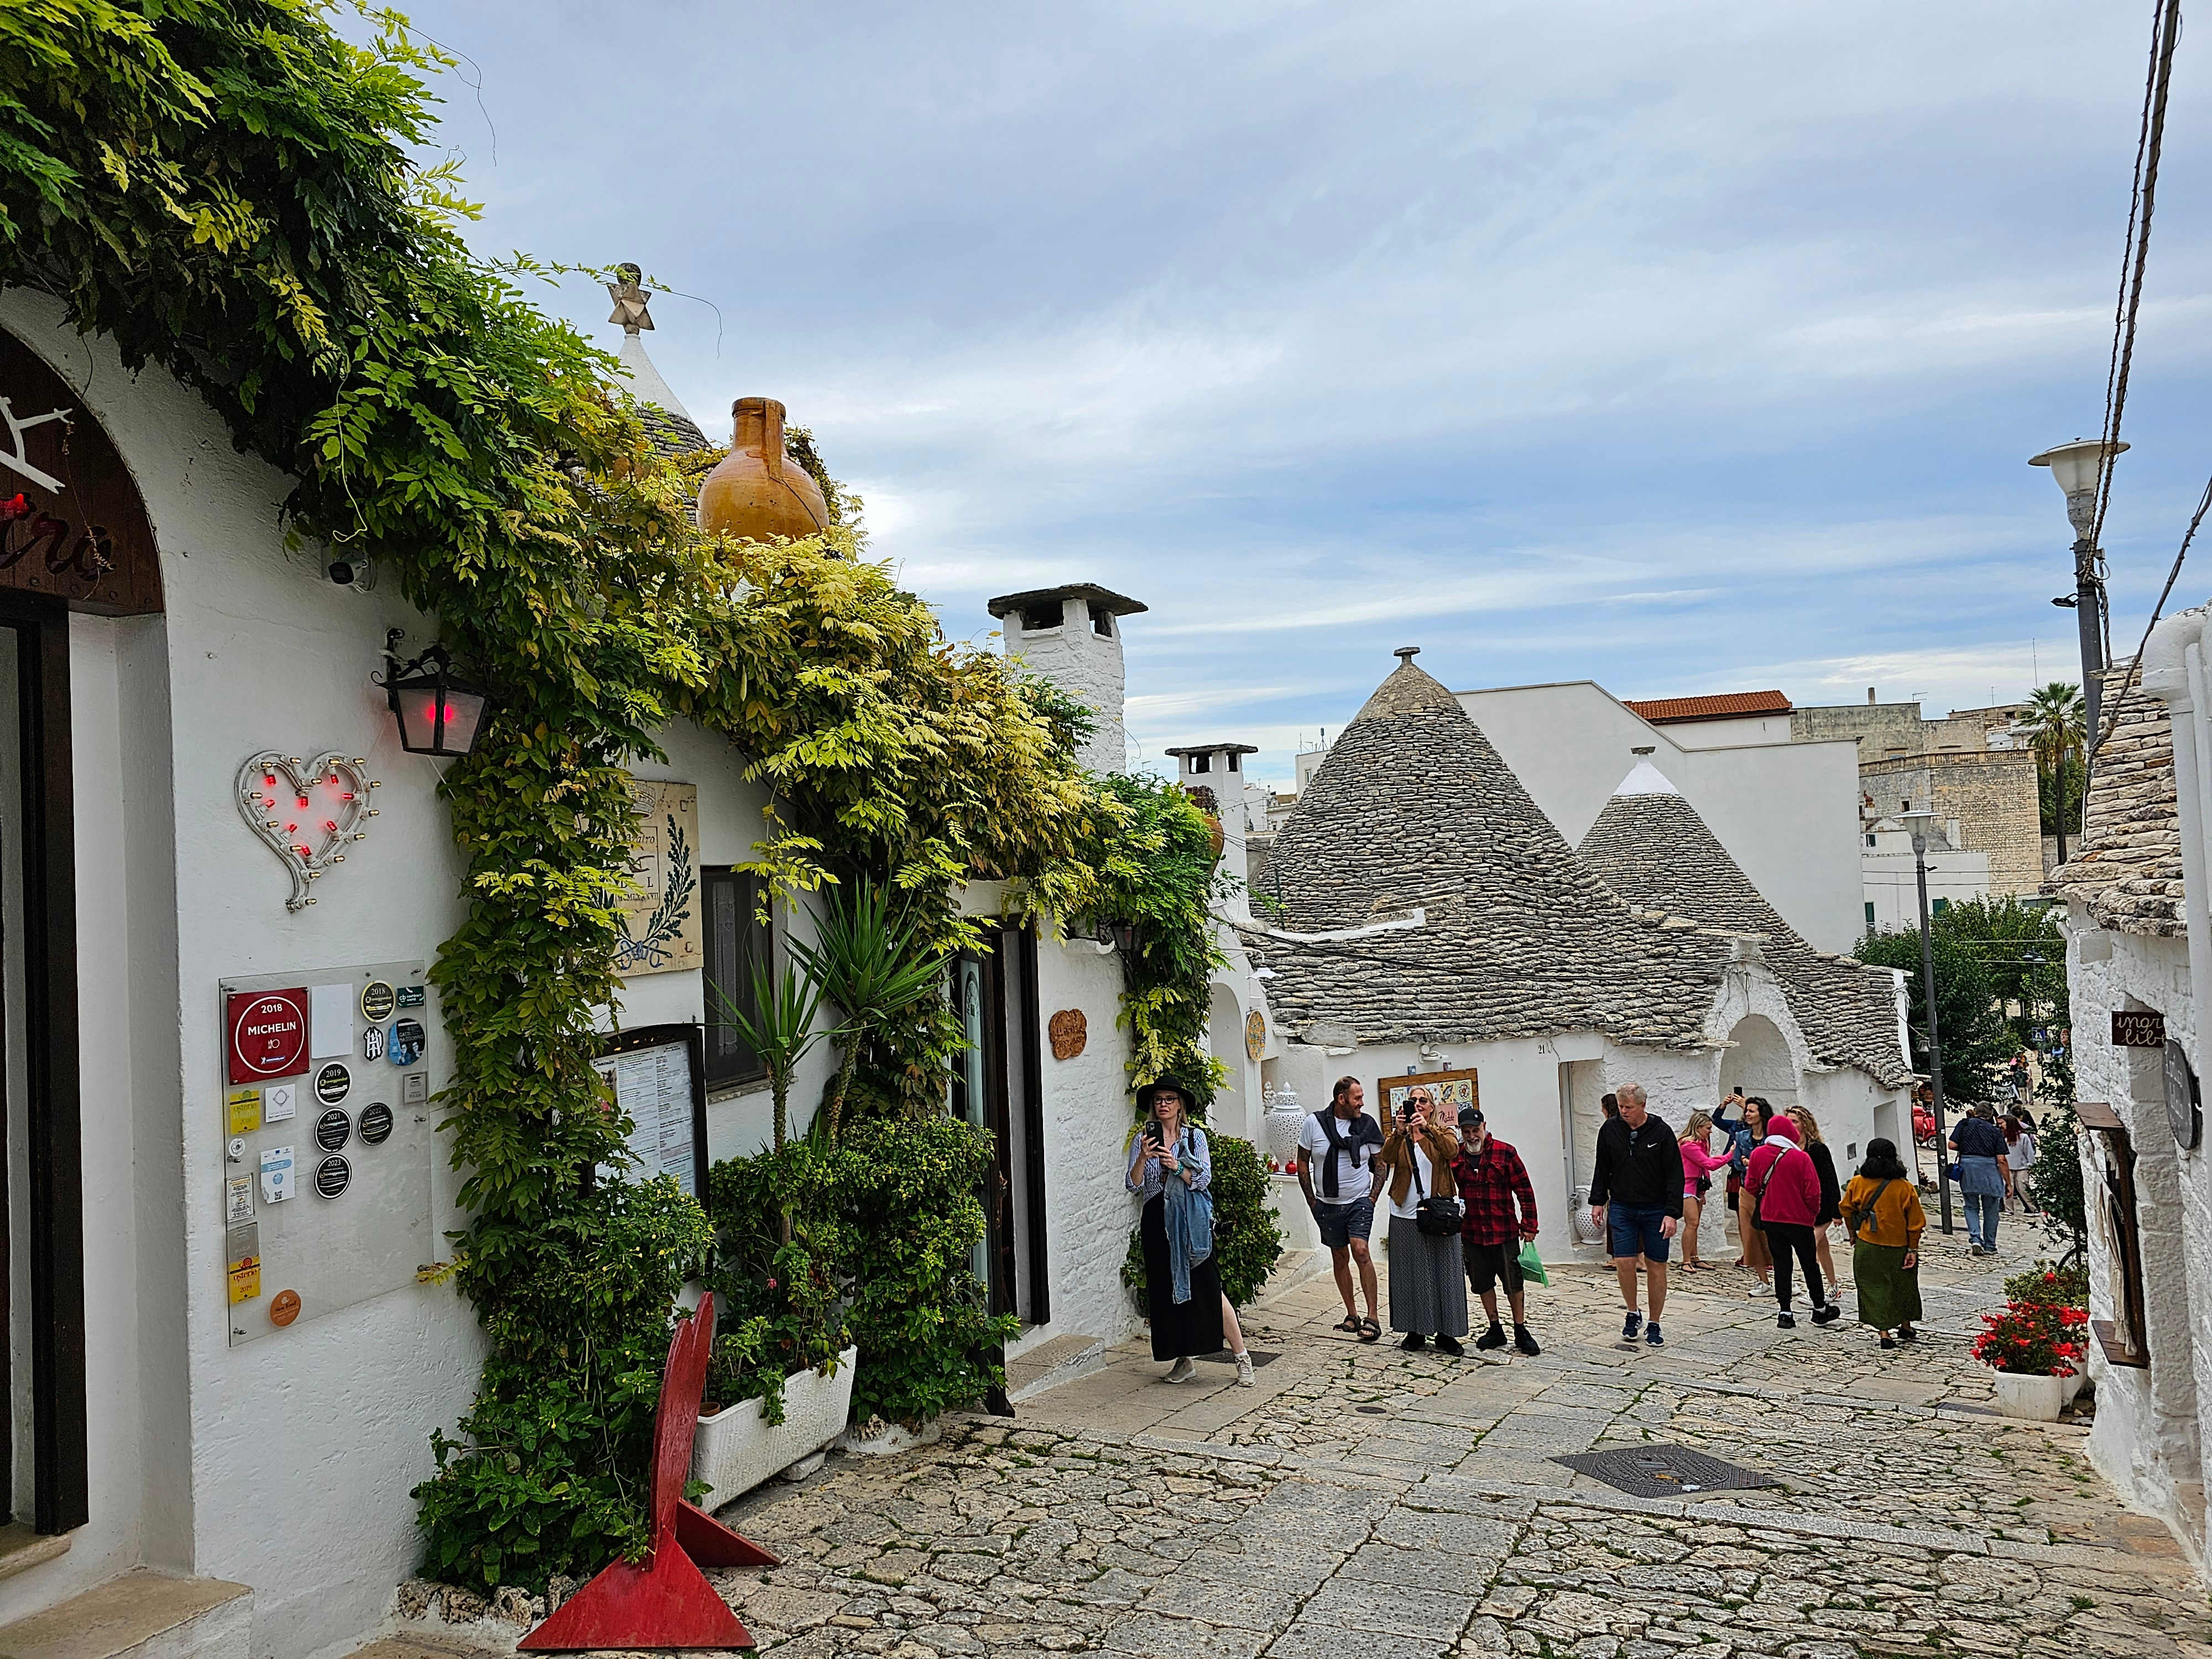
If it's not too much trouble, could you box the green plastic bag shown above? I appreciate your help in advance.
[1517,1239,1550,1287]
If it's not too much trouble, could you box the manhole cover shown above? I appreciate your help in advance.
[1355,1404,1387,1415]
[1552,1445,1777,1498]
[1196,1348,1279,1368]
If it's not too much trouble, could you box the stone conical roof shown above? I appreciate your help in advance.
[618,332,709,456]
[1241,654,1735,1047]
[1578,771,1912,1086]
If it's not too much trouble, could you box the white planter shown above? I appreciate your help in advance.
[2060,1368,2088,1406]
[693,1345,858,1505]
[1989,1369,2065,1422]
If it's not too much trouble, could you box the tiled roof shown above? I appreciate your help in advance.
[1577,778,1913,1087]
[1623,690,1792,724]
[1237,657,1738,1049]
[2046,661,2183,936]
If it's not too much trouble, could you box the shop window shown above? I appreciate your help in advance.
[2079,1102,2151,1368]
[702,868,771,1089]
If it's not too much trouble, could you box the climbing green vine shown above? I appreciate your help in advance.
[0,0,1229,1595]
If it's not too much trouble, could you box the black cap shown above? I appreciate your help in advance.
[1457,1105,1484,1130]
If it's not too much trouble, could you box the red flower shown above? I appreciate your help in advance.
[0,494,26,522]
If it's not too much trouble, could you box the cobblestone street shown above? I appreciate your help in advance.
[703,1222,2209,1659]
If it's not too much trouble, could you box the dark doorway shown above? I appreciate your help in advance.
[948,923,1048,1327]
[0,595,85,1534]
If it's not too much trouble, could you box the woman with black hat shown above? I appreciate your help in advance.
[1125,1076,1255,1385]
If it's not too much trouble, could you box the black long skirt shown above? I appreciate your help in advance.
[1141,1194,1225,1361]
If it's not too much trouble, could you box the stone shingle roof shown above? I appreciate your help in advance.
[1577,766,1912,1087]
[2046,661,2182,936]
[1239,656,1738,1049]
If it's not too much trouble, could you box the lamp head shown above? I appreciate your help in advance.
[2031,439,2128,538]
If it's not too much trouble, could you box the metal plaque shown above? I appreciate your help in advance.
[2114,1010,2167,1048]
[314,1155,352,1199]
[358,1102,394,1145]
[2166,1038,2201,1150]
[314,1061,351,1105]
[360,980,396,1022]
[314,1108,351,1152]
[1553,1445,1778,1499]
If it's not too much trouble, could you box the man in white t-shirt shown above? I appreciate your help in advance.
[1296,1076,1385,1340]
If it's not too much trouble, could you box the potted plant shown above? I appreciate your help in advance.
[1972,1300,2089,1421]
[695,1144,858,1503]
[2004,1262,2093,1404]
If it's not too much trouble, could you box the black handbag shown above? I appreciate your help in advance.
[1408,1141,1464,1238]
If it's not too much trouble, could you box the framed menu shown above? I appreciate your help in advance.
[593,1024,709,1199]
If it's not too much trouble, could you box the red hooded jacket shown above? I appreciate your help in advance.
[1745,1117,1821,1228]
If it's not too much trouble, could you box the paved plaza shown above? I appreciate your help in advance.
[703,1220,2209,1659]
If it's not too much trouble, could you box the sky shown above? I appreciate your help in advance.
[365,2,2212,786]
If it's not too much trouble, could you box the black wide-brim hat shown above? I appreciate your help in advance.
[1134,1076,1193,1113]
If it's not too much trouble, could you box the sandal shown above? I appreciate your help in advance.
[1357,1317,1381,1343]
[1334,1315,1362,1335]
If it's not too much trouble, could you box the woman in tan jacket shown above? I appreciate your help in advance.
[1370,1086,1466,1354]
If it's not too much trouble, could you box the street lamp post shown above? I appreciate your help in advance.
[1902,811,1954,1234]
[2030,439,2129,740]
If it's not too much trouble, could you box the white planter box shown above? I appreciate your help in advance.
[1989,1369,2065,1422]
[693,1344,858,1505]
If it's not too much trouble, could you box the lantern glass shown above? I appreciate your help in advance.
[385,652,493,758]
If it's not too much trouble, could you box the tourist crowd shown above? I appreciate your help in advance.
[1124,1070,2025,1381]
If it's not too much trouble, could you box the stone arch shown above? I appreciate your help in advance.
[1724,1013,1799,1117]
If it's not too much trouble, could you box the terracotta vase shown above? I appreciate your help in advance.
[697,397,831,542]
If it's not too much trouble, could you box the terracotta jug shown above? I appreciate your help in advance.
[696,397,831,542]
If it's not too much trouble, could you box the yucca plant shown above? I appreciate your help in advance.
[711,958,832,1154]
[791,881,950,1142]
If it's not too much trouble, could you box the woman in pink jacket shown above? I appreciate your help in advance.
[1745,1115,1841,1329]
[1678,1110,1731,1272]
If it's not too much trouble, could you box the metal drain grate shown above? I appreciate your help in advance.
[1552,1444,1777,1498]
[1194,1348,1279,1368]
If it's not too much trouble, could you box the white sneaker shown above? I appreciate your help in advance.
[1235,1352,1256,1387]
[1165,1357,1197,1383]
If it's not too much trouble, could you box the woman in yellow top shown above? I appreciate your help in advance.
[1840,1137,1927,1349]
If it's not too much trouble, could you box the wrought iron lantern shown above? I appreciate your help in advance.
[377,628,493,758]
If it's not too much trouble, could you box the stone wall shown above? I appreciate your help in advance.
[1791,701,1927,755]
[1860,750,2043,898]
[2066,907,2210,1571]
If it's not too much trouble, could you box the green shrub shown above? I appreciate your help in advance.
[1121,1130,1284,1310]
[413,1177,713,1592]
[703,1144,853,1426]
[2029,1057,2088,1253]
[2004,1259,2090,1310]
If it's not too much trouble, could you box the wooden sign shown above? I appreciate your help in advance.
[0,326,161,615]
[614,779,701,977]
[1377,1065,1479,1124]
[2112,1010,2167,1049]
[1047,1009,1086,1060]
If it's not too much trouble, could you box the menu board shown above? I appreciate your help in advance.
[593,1024,708,1198]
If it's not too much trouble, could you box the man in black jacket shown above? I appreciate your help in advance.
[1587,1083,1682,1348]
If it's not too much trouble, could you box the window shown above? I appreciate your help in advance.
[1227,753,1240,773]
[1866,834,1877,848]
[1901,798,1911,811]
[1020,604,1062,633]
[1087,601,1115,638]
[1931,897,1949,916]
[1865,901,1876,930]
[1191,754,1211,773]
[2079,1103,2151,1367]
[702,868,772,1089]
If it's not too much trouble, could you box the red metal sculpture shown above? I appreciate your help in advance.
[519,1296,780,1651]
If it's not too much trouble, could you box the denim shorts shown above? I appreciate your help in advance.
[1315,1196,1375,1250]
[1606,1201,1673,1263]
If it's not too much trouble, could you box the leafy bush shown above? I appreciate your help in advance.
[1121,1130,1284,1310]
[2004,1260,2089,1310]
[703,1115,1015,1432]
[1855,924,2015,1108]
[1973,1300,2089,1376]
[703,1144,852,1426]
[413,1178,713,1592]
[2029,1056,2088,1252]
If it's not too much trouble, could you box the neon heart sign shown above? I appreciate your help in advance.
[236,750,381,911]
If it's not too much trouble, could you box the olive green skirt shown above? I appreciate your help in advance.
[1853,1240,1923,1331]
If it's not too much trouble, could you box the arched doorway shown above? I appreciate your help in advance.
[1723,1014,1798,1115]
[1208,984,1247,1137]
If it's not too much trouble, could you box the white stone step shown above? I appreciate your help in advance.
[0,1570,251,1659]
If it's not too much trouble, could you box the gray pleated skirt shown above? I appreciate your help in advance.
[1387,1214,1470,1337]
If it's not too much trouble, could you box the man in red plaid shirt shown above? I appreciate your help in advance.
[1452,1105,1541,1355]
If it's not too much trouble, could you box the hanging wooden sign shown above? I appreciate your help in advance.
[0,326,161,615]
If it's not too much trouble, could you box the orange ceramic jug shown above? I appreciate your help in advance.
[696,397,830,542]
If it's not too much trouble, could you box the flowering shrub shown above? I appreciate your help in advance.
[1973,1298,2089,1375]
[2003,1261,2089,1310]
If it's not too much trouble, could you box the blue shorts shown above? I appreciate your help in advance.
[1607,1202,1673,1264]
[1315,1196,1375,1250]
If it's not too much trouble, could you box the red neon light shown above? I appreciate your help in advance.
[296,796,309,809]
[285,823,298,833]
[323,820,337,832]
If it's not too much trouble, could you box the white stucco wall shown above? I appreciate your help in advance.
[2065,911,2209,1569]
[1864,848,1990,933]
[1457,681,1865,953]
[1034,933,1141,1345]
[1653,713,1797,749]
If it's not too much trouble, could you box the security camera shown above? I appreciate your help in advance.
[326,556,375,592]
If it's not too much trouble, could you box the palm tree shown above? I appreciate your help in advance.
[2023,681,2085,865]
[790,881,949,1143]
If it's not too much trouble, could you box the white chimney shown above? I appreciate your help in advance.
[1166,743,1259,921]
[988,583,1146,774]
